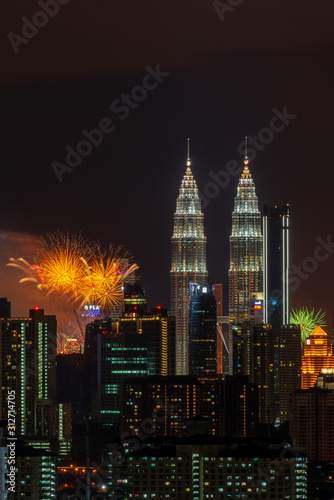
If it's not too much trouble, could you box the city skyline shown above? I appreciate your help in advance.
[1,2,334,498]
[1,2,334,324]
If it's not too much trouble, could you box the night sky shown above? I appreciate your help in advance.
[1,1,334,328]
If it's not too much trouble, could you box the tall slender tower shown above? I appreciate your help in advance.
[170,139,208,375]
[263,204,290,326]
[228,140,263,374]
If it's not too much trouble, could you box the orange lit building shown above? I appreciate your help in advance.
[301,326,334,389]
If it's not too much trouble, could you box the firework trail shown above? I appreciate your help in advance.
[80,245,138,310]
[7,257,44,289]
[290,307,327,343]
[7,232,138,314]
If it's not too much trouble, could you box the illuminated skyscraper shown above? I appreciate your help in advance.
[170,140,208,375]
[228,143,263,373]
[302,325,334,389]
[0,307,57,436]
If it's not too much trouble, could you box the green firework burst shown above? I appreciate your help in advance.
[290,307,327,343]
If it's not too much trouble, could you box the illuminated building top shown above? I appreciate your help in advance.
[229,139,263,331]
[170,139,208,375]
[302,325,334,389]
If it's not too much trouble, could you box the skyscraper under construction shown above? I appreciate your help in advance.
[228,144,263,374]
[170,140,208,375]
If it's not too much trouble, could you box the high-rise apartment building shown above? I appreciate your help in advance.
[170,141,208,375]
[16,441,56,499]
[189,286,217,375]
[229,148,263,374]
[112,436,308,500]
[121,375,224,438]
[290,388,334,461]
[0,307,57,436]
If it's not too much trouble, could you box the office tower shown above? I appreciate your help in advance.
[189,286,217,375]
[290,388,334,461]
[209,284,224,374]
[118,307,176,376]
[116,437,307,500]
[263,205,290,325]
[121,375,224,438]
[252,323,276,424]
[0,308,57,436]
[302,325,334,389]
[279,325,301,423]
[263,205,290,413]
[98,330,148,426]
[170,140,208,375]
[228,147,263,374]
[123,282,147,313]
[224,375,259,437]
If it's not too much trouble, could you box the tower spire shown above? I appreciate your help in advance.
[242,136,251,178]
[186,137,191,167]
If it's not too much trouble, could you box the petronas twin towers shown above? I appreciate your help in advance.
[170,141,263,375]
[170,144,208,375]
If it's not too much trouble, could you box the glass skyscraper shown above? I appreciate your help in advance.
[189,286,217,375]
[228,150,263,373]
[263,204,290,326]
[170,142,208,375]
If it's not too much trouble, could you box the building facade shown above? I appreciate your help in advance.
[110,436,308,500]
[252,323,276,424]
[224,375,259,437]
[121,375,224,438]
[279,325,301,423]
[189,286,217,375]
[170,145,208,375]
[302,325,334,389]
[263,205,290,326]
[290,388,334,461]
[229,152,263,374]
[0,307,57,436]
[209,284,224,374]
[118,308,176,376]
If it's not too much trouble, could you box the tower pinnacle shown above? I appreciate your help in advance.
[242,136,251,179]
[186,137,191,167]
